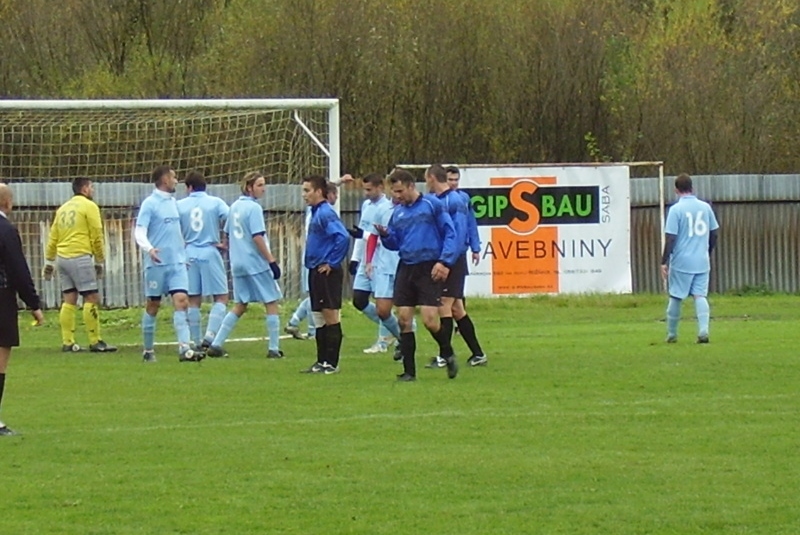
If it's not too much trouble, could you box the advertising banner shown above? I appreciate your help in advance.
[459,165,631,295]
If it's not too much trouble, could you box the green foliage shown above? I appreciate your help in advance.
[1,0,800,174]
[4,295,800,533]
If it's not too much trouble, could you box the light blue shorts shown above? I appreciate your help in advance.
[144,264,189,298]
[187,246,228,297]
[668,270,709,299]
[353,269,373,293]
[372,271,395,299]
[232,270,282,304]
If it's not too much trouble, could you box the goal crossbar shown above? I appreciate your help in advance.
[0,98,341,185]
[0,98,339,110]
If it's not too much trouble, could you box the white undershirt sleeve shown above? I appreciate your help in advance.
[134,226,154,253]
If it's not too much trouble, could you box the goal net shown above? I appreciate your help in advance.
[0,99,340,308]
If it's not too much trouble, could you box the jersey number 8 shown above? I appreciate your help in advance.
[190,207,204,232]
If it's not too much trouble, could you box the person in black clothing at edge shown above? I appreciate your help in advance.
[0,183,45,436]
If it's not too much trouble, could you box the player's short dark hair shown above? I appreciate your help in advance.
[303,174,327,193]
[240,171,263,194]
[151,165,173,185]
[445,166,460,175]
[72,177,91,195]
[326,181,338,196]
[362,172,384,187]
[675,173,693,193]
[184,170,207,192]
[388,168,416,186]
[426,164,448,183]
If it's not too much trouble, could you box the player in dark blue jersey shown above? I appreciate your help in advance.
[285,180,345,340]
[428,165,488,368]
[301,175,350,375]
[375,168,460,381]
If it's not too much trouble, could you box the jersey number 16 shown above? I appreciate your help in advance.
[685,211,708,238]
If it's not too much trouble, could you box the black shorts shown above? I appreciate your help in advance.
[393,261,443,308]
[309,266,344,311]
[441,254,468,299]
[0,290,20,347]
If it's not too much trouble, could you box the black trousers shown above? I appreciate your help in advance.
[0,289,20,347]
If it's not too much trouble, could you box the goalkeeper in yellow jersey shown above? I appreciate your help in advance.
[43,178,116,353]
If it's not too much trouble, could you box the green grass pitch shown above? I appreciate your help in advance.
[1,294,799,534]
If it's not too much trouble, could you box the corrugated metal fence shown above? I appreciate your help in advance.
[10,174,800,308]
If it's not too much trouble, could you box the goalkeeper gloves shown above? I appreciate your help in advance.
[42,263,55,281]
[94,264,104,279]
[269,261,282,280]
[348,261,359,276]
[348,225,364,239]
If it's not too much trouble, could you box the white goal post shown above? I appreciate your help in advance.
[0,98,340,308]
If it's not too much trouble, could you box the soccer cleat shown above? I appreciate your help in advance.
[179,348,206,363]
[200,339,211,351]
[284,324,308,340]
[393,346,403,362]
[206,345,228,358]
[467,354,488,367]
[445,355,458,379]
[363,341,388,354]
[0,423,18,436]
[425,356,447,369]
[267,349,285,359]
[142,350,157,363]
[89,340,117,353]
[665,335,678,344]
[322,362,340,375]
[396,373,416,382]
[301,362,325,374]
[697,335,710,344]
[61,343,82,353]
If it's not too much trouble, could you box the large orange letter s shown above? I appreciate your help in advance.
[508,181,540,235]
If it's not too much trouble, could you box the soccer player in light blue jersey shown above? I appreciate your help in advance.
[207,171,284,359]
[364,191,403,357]
[349,173,401,354]
[661,173,719,343]
[177,171,230,349]
[285,203,316,341]
[135,165,204,363]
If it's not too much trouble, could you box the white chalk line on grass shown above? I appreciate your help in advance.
[29,394,800,437]
[117,334,297,348]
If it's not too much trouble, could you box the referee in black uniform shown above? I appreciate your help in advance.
[0,183,44,436]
